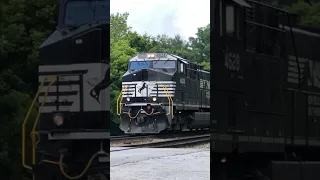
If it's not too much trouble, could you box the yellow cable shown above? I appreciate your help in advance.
[59,151,109,180]
[144,109,154,115]
[127,109,142,119]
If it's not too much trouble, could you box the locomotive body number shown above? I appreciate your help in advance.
[225,52,240,71]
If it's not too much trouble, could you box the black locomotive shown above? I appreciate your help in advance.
[211,0,320,179]
[117,53,210,134]
[21,0,110,179]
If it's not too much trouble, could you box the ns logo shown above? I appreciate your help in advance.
[288,56,320,89]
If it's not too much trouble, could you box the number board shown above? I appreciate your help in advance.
[137,53,168,59]
[224,52,240,71]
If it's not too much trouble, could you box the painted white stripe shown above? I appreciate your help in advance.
[288,72,303,78]
[288,55,309,62]
[38,85,79,93]
[123,94,173,98]
[39,75,80,82]
[122,81,176,84]
[122,81,176,98]
[40,106,67,113]
[38,95,78,102]
[288,67,300,73]
[124,90,175,94]
[39,63,110,71]
[123,85,176,89]
[288,61,306,68]
[288,78,299,83]
[124,87,176,90]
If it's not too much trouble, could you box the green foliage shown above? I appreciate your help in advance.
[285,1,320,27]
[0,0,57,179]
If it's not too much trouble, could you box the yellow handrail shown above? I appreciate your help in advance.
[31,77,57,165]
[161,84,174,119]
[117,84,174,119]
[22,75,57,170]
[164,85,174,118]
[116,85,127,115]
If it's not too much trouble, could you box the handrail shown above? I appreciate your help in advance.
[22,75,57,170]
[116,85,127,115]
[118,84,174,119]
[166,85,174,118]
[161,84,174,119]
[31,77,57,165]
[161,85,170,116]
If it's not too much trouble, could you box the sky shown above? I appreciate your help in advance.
[110,0,210,40]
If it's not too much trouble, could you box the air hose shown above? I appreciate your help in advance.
[58,150,109,180]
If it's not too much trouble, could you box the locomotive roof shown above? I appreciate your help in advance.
[129,52,210,73]
[129,53,190,64]
[280,24,320,38]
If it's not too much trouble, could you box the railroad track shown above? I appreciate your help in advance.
[116,134,210,148]
[110,134,157,141]
[110,130,209,142]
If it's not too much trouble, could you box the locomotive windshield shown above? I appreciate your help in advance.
[64,0,109,26]
[129,61,150,70]
[129,60,176,71]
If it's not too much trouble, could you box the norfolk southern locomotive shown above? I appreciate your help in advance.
[117,53,210,134]
[21,0,109,179]
[211,0,320,179]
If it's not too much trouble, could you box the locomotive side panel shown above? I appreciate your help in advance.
[199,71,210,108]
[284,26,320,144]
[211,0,289,153]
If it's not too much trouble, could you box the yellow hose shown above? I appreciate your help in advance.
[59,151,109,180]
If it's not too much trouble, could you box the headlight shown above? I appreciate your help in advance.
[53,114,64,126]
[126,97,130,102]
[152,97,157,102]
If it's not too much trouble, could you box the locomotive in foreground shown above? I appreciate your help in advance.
[117,53,210,134]
[22,0,109,179]
[212,0,320,179]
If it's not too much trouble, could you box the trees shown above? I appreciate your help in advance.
[0,0,57,179]
[286,1,320,27]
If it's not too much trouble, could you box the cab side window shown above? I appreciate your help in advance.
[180,62,184,73]
[178,61,186,75]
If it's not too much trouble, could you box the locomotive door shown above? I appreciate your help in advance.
[177,60,187,104]
[211,0,249,135]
